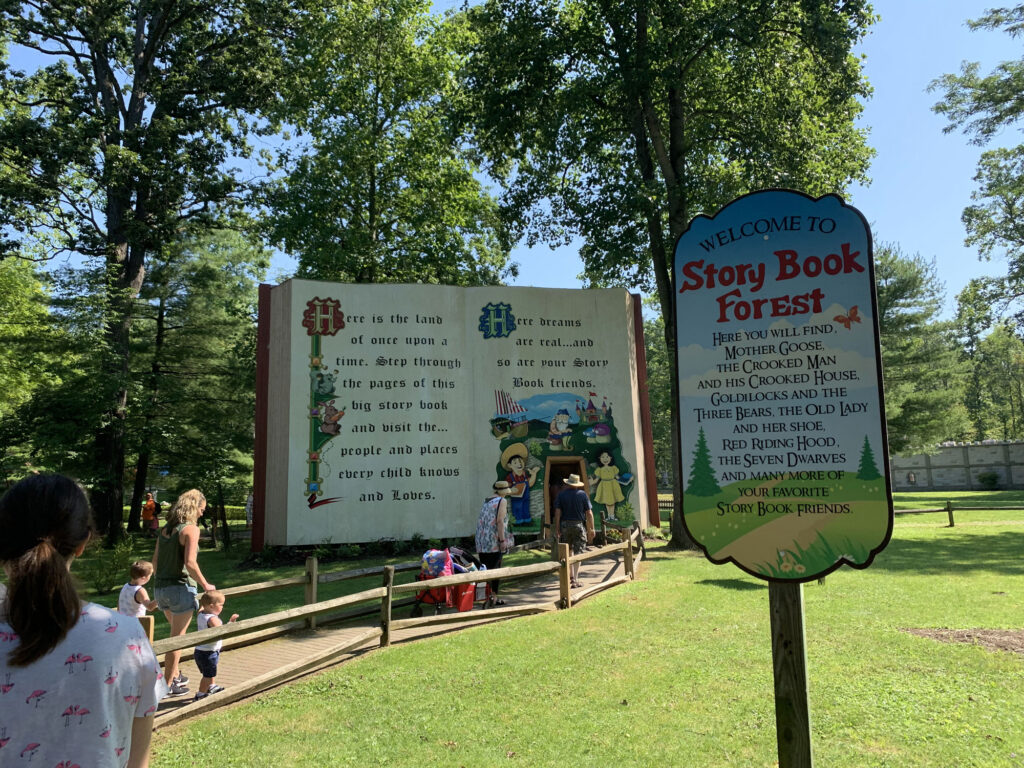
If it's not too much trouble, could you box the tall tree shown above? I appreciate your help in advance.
[0,258,61,484]
[0,0,302,537]
[0,258,51,419]
[968,321,1024,439]
[874,244,969,453]
[461,0,873,544]
[0,266,110,485]
[124,228,267,530]
[643,306,672,482]
[263,0,511,285]
[933,4,1024,321]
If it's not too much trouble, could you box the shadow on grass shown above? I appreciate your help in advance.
[870,530,1024,576]
[695,578,767,591]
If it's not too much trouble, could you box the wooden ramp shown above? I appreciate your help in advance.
[154,548,629,727]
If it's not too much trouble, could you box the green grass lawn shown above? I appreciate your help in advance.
[148,510,1024,767]
[891,489,1024,510]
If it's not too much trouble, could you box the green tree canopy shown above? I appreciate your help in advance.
[875,244,969,453]
[262,0,511,286]
[461,0,873,544]
[933,4,1024,321]
[0,0,305,535]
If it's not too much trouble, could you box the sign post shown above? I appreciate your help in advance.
[769,581,812,767]
[673,190,892,766]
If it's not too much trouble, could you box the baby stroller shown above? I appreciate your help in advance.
[410,548,489,617]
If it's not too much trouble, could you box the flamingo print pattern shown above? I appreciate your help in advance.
[0,596,167,767]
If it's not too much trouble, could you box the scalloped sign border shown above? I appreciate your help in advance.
[673,189,893,582]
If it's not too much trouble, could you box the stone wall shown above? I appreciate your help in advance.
[890,442,1024,490]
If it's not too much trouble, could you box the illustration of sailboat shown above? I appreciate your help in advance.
[491,390,530,438]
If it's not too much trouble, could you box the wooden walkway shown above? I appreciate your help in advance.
[153,548,630,727]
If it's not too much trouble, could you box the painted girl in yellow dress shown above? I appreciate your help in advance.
[592,448,624,520]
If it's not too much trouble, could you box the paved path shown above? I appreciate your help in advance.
[154,548,629,725]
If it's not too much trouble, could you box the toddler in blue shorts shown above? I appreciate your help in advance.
[193,590,239,701]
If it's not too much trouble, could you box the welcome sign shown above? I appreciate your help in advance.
[674,190,892,582]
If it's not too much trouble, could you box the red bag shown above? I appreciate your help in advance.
[452,583,475,612]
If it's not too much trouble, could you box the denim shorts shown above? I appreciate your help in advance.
[194,649,220,678]
[154,584,198,615]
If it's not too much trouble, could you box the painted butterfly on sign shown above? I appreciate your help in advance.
[833,305,861,330]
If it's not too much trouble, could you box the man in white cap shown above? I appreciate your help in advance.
[553,474,594,588]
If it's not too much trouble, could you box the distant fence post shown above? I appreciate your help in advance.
[305,556,318,630]
[558,542,571,609]
[623,528,634,579]
[380,565,394,647]
[946,500,955,528]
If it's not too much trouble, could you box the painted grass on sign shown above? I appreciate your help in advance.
[151,513,1024,768]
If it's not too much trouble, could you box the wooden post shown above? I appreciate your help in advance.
[138,615,154,644]
[623,528,635,579]
[380,565,394,647]
[304,556,318,630]
[768,581,813,768]
[634,521,647,561]
[946,500,955,528]
[558,542,571,609]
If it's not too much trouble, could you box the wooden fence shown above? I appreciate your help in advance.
[896,502,1024,527]
[152,525,644,726]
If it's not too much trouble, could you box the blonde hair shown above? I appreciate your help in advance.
[129,560,154,580]
[165,489,206,529]
[199,590,225,609]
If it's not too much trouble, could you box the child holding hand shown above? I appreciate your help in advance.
[118,560,158,616]
[194,590,239,701]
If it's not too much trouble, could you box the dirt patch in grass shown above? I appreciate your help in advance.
[903,627,1024,656]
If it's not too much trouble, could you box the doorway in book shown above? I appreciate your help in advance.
[543,456,590,539]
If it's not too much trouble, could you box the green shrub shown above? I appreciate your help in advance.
[977,471,1000,490]
[78,536,138,595]
[615,500,635,525]
[409,532,427,554]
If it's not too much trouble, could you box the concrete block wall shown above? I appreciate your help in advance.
[890,442,1024,491]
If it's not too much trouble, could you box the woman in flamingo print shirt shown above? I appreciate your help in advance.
[0,474,167,767]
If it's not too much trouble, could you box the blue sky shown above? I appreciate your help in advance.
[14,0,1016,317]
[492,1,1022,318]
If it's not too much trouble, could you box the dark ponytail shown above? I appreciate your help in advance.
[0,474,93,667]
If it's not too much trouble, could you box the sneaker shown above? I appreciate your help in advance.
[207,684,225,695]
[173,673,189,685]
[168,681,190,696]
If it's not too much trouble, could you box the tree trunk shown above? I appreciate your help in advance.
[127,296,167,531]
[218,483,231,552]
[127,447,150,533]
[95,235,146,544]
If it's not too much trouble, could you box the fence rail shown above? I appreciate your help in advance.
[151,523,644,673]
[895,501,1024,527]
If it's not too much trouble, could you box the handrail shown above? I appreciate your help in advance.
[390,560,560,593]
[152,587,388,655]
[152,527,647,697]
